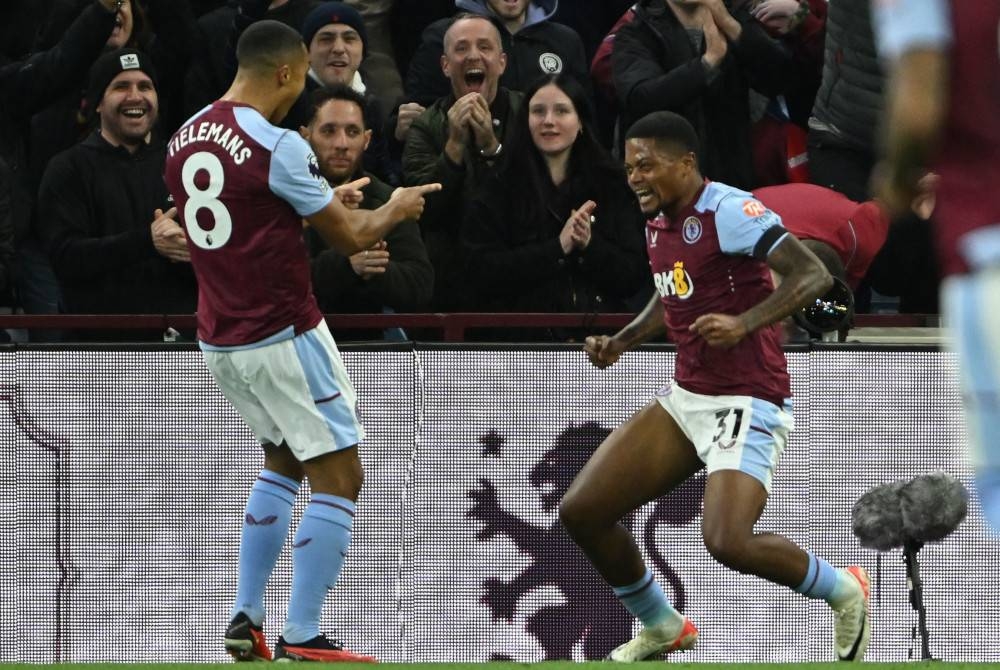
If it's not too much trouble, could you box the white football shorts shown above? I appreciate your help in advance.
[654,382,793,492]
[202,319,364,461]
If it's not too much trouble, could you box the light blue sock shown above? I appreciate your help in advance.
[231,470,300,625]
[795,552,852,606]
[611,567,683,630]
[282,494,355,644]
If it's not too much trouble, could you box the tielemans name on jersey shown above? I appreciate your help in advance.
[168,121,253,165]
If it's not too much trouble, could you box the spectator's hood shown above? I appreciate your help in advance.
[455,0,558,29]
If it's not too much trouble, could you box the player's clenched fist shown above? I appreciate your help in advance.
[689,312,748,348]
[390,183,442,221]
[584,335,625,369]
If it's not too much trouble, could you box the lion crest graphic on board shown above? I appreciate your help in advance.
[467,423,706,660]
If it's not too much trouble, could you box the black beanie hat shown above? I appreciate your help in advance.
[86,48,158,113]
[301,2,368,56]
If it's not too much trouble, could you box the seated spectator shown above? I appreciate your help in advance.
[301,85,433,340]
[462,73,647,340]
[612,0,792,189]
[403,13,523,310]
[38,49,197,341]
[404,0,590,108]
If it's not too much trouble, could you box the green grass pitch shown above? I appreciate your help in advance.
[1,664,997,669]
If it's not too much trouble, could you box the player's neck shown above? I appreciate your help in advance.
[221,77,281,123]
[666,176,704,219]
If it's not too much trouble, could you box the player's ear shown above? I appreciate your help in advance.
[681,151,697,173]
[363,128,372,151]
[277,63,291,85]
[299,125,309,139]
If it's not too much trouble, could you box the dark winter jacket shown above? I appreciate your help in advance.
[462,164,647,339]
[402,87,522,310]
[613,0,791,189]
[308,172,433,323]
[808,0,884,154]
[38,132,197,324]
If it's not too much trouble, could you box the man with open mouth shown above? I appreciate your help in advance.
[403,0,590,109]
[402,13,523,312]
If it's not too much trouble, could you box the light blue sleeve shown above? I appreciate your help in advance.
[268,131,334,217]
[872,0,952,60]
[715,193,786,257]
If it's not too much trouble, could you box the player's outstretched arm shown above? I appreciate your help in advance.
[307,182,442,256]
[585,293,665,368]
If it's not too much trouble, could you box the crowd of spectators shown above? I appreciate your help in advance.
[0,0,940,343]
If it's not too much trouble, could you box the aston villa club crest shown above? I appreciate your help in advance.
[682,216,702,244]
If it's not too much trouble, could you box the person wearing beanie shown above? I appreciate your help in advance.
[275,1,399,184]
[302,2,369,90]
[36,47,197,340]
[85,47,160,144]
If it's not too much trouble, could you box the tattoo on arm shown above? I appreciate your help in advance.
[741,235,831,333]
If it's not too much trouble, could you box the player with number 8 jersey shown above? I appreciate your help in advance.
[163,19,439,663]
[166,104,330,345]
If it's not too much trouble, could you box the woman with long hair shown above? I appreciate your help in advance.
[462,73,648,340]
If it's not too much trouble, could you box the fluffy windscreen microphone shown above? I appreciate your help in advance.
[852,472,968,550]
[899,471,969,544]
[851,480,907,550]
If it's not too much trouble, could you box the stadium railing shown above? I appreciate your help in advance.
[0,312,940,342]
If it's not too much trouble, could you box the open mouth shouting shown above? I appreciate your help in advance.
[633,186,658,212]
[464,68,486,92]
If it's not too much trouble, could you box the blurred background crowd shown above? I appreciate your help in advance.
[0,0,939,343]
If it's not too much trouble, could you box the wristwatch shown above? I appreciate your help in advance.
[480,142,503,158]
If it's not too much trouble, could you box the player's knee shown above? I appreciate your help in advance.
[557,492,590,538]
[702,530,750,572]
[263,442,304,481]
[303,447,364,500]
